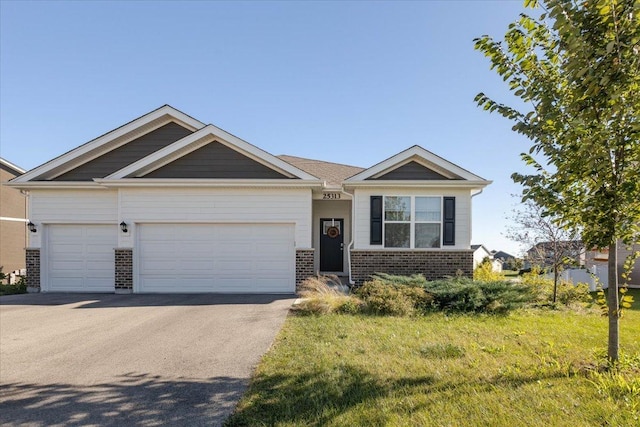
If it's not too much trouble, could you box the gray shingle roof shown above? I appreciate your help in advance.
[277,155,365,187]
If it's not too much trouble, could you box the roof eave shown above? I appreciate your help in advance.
[343,180,492,189]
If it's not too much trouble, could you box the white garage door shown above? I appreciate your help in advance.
[47,225,116,292]
[138,223,295,293]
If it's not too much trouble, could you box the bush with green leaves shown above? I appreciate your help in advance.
[423,278,533,314]
[473,259,505,282]
[355,278,433,316]
[367,273,534,314]
[520,267,593,306]
[0,275,27,296]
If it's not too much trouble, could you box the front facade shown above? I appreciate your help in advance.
[8,106,491,294]
[0,158,27,278]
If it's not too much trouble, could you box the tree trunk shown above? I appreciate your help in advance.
[553,264,558,304]
[607,242,619,363]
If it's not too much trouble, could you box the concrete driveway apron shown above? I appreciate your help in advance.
[0,293,294,426]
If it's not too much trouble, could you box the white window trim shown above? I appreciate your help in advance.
[383,195,443,249]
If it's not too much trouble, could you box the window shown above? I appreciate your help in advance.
[383,196,441,248]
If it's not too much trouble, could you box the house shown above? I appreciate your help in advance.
[0,158,27,281]
[491,250,518,270]
[585,243,640,288]
[526,240,585,268]
[471,244,501,272]
[7,105,491,294]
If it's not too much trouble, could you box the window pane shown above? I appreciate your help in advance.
[385,196,411,221]
[416,223,441,248]
[416,197,441,221]
[385,223,410,248]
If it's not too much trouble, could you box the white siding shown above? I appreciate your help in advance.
[353,187,472,250]
[28,189,118,248]
[119,187,312,248]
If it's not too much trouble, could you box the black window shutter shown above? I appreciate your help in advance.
[370,196,383,245]
[443,196,455,246]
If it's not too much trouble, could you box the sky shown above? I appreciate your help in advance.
[1,0,535,256]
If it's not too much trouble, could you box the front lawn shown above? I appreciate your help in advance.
[226,308,640,426]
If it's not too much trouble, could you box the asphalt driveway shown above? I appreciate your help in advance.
[0,293,295,426]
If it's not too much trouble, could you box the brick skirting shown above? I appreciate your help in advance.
[26,248,40,292]
[350,250,473,285]
[295,249,315,291]
[115,249,133,292]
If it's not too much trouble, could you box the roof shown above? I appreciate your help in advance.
[277,155,365,188]
[0,157,26,175]
[493,251,515,260]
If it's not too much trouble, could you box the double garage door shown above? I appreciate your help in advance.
[46,223,295,293]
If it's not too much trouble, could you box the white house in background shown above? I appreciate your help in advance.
[8,105,491,294]
[471,244,502,272]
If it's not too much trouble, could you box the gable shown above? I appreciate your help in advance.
[139,141,290,179]
[45,122,193,181]
[369,161,452,180]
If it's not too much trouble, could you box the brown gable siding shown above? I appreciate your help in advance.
[140,141,290,179]
[49,122,193,181]
[369,161,453,180]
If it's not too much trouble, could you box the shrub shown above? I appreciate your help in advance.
[520,267,593,306]
[557,281,593,305]
[371,273,428,287]
[473,260,505,281]
[355,279,433,316]
[0,276,27,296]
[294,275,363,315]
[424,278,534,313]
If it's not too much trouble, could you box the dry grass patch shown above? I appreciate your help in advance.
[293,276,362,315]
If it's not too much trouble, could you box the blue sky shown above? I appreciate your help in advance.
[1,0,533,255]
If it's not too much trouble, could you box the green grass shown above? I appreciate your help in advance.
[226,308,640,427]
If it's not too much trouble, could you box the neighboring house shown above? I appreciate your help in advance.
[492,250,518,271]
[585,243,640,288]
[7,105,491,294]
[0,158,27,280]
[526,240,585,268]
[471,244,501,272]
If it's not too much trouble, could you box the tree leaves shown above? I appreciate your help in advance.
[475,0,640,362]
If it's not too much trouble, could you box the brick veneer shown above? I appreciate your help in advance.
[350,250,473,285]
[115,249,133,292]
[295,249,315,291]
[26,248,40,292]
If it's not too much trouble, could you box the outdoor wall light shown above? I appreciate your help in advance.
[27,221,37,233]
[120,221,128,233]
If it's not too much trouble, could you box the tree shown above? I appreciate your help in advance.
[506,198,582,303]
[474,0,640,362]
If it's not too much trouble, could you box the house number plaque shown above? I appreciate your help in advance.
[322,193,341,200]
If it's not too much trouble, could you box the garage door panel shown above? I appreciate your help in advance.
[47,225,116,292]
[138,223,294,293]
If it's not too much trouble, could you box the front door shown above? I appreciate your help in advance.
[320,218,344,272]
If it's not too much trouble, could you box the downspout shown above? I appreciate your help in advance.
[340,188,356,286]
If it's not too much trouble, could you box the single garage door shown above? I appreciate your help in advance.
[47,224,117,292]
[138,223,295,293]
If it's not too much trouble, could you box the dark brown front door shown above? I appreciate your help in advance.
[320,218,344,272]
